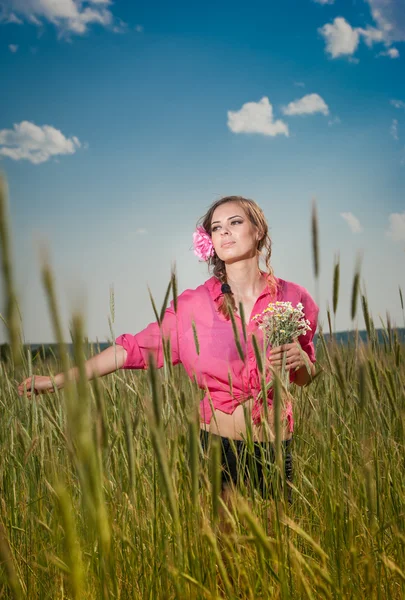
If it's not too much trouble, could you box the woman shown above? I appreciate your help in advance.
[18,196,319,502]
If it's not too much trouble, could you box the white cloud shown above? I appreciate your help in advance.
[319,7,403,60]
[313,0,335,3]
[227,97,289,138]
[340,212,363,233]
[358,25,384,47]
[0,0,122,36]
[391,99,405,110]
[319,17,360,57]
[294,82,305,88]
[135,24,144,33]
[378,47,400,58]
[386,212,405,242]
[282,93,329,116]
[328,116,341,126]
[5,12,23,24]
[0,121,81,164]
[135,228,148,235]
[112,17,127,33]
[8,43,18,52]
[390,119,399,140]
[365,0,405,44]
[28,14,42,26]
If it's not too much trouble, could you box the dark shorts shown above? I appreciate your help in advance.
[199,429,293,502]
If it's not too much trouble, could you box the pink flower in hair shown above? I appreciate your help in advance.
[193,226,215,261]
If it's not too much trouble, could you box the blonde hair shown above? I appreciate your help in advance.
[197,195,278,319]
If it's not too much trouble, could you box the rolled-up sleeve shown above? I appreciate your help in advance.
[298,290,319,363]
[115,301,181,370]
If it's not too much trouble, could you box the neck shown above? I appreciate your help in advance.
[225,258,265,297]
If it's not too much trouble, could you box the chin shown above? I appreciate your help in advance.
[218,248,237,262]
[221,248,256,264]
[223,253,249,265]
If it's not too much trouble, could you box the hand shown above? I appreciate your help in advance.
[17,375,56,398]
[269,342,308,372]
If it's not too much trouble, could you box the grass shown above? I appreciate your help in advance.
[1,175,405,598]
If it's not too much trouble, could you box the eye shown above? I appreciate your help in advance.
[211,219,243,232]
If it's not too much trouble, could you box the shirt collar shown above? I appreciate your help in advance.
[204,276,223,301]
[204,273,277,302]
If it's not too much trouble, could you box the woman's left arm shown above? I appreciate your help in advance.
[269,288,319,386]
[293,287,319,386]
[293,350,316,386]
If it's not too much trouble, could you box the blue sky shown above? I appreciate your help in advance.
[0,0,404,343]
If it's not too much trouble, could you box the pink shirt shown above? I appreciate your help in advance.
[115,275,319,432]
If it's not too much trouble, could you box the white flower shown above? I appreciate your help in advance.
[252,301,311,347]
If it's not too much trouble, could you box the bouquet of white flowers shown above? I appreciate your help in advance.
[253,301,311,348]
[252,301,312,397]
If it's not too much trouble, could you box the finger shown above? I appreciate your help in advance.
[18,377,31,388]
[269,349,288,359]
[273,360,298,370]
[18,383,29,395]
[270,346,280,354]
[286,355,301,365]
[271,352,297,364]
[286,362,300,371]
[281,343,295,351]
[270,351,296,361]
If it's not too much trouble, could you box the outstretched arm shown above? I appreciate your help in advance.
[18,344,127,398]
[18,297,182,398]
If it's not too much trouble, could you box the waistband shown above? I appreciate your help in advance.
[199,428,293,449]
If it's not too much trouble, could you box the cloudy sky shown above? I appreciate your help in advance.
[0,0,404,343]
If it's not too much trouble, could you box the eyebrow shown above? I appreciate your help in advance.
[211,214,244,225]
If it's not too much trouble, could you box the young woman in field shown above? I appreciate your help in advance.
[18,196,319,503]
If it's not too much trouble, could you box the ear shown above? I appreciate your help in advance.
[256,228,264,242]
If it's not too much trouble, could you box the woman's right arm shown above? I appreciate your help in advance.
[18,293,185,398]
[17,344,127,398]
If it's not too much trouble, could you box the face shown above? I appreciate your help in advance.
[210,201,262,263]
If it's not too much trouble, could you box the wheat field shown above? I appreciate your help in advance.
[1,175,405,599]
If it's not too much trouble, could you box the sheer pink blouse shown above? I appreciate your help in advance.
[115,275,319,432]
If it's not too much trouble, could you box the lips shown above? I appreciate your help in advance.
[221,241,235,248]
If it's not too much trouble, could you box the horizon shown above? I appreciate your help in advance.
[2,327,403,350]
